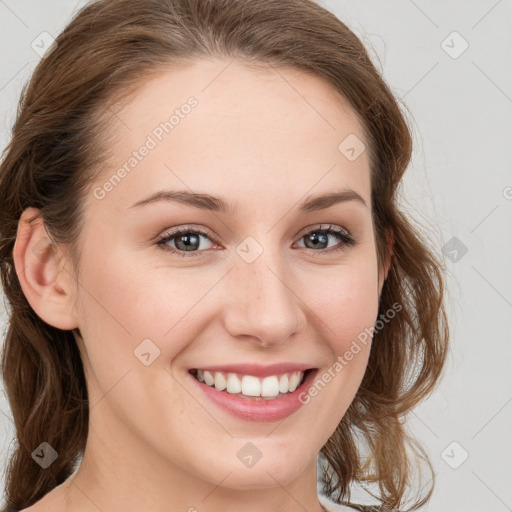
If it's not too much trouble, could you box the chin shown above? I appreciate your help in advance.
[204,449,311,490]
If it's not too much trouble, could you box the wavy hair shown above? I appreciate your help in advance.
[0,0,449,510]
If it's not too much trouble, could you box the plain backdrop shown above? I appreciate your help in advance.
[1,1,511,511]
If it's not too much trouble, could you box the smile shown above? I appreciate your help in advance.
[190,368,309,399]
[188,367,318,422]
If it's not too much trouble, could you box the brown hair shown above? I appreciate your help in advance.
[0,0,449,510]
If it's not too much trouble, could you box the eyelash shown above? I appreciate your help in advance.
[156,224,356,259]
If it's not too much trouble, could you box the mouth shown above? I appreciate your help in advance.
[188,367,315,401]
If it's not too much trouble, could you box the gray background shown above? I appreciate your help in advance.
[1,1,511,510]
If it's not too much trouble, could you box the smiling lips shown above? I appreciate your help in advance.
[192,368,306,399]
[190,362,315,398]
[188,364,319,422]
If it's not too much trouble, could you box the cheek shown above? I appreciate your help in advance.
[288,258,379,438]
[297,258,380,352]
[74,242,223,387]
[299,257,379,395]
[333,278,378,354]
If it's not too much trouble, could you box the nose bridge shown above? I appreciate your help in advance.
[223,244,303,346]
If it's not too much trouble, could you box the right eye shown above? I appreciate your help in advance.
[156,226,219,258]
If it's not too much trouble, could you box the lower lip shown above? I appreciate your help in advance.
[188,369,318,422]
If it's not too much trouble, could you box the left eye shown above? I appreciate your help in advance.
[295,225,355,251]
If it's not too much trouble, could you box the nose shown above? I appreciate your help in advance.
[222,249,306,348]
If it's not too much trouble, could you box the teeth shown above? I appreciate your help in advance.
[260,375,279,397]
[203,370,214,386]
[289,371,301,392]
[278,374,289,394]
[193,369,306,398]
[242,375,261,396]
[213,371,226,391]
[226,373,242,394]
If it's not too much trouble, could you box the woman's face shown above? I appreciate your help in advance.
[72,59,387,492]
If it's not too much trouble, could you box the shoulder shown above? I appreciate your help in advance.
[17,502,59,512]
[15,503,46,512]
[15,486,66,512]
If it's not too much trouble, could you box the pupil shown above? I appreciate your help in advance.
[177,234,199,251]
[306,232,327,249]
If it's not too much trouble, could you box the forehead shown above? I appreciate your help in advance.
[87,59,371,220]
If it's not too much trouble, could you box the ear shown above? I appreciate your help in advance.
[377,227,394,297]
[13,207,79,331]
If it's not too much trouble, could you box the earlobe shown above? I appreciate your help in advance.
[13,207,79,331]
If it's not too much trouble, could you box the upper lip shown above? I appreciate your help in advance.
[189,363,317,378]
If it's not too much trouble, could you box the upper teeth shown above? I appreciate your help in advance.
[195,370,304,397]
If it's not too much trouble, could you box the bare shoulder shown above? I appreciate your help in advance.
[17,486,66,512]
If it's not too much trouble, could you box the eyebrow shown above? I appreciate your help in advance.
[128,188,367,214]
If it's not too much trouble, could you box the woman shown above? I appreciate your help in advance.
[0,1,449,511]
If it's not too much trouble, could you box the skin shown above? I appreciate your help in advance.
[14,58,391,512]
